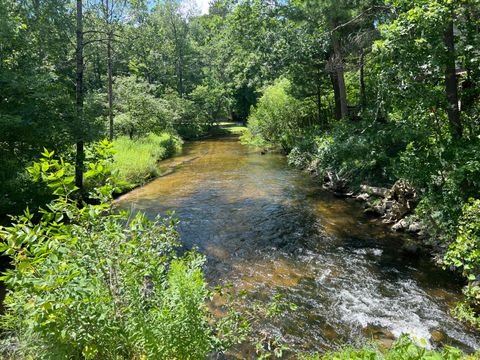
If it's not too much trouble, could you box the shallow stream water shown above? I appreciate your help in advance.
[117,136,479,354]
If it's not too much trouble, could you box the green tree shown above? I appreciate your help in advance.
[444,199,480,328]
[113,76,174,138]
[248,78,311,150]
[0,0,78,214]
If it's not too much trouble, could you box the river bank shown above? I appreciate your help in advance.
[113,123,246,200]
[283,150,457,263]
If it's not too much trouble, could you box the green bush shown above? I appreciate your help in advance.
[247,78,315,151]
[444,199,480,328]
[397,137,480,242]
[0,143,213,359]
[113,77,225,140]
[300,335,475,360]
[112,132,182,186]
[287,147,313,169]
[286,119,422,189]
[189,84,230,122]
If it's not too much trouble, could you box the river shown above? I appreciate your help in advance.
[117,136,479,354]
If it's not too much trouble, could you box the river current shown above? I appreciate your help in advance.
[118,136,479,354]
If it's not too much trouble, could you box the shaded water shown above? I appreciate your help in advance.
[118,137,479,354]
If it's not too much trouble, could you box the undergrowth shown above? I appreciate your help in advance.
[112,132,182,186]
[300,335,478,359]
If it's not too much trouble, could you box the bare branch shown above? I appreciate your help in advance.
[330,5,391,34]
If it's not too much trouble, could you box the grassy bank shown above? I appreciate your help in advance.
[217,122,248,136]
[112,132,182,187]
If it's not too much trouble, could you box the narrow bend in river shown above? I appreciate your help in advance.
[118,136,479,353]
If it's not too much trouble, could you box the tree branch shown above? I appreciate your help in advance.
[330,5,392,34]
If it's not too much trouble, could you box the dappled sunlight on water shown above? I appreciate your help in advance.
[118,137,480,354]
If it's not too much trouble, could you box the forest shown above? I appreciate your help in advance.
[1,0,480,358]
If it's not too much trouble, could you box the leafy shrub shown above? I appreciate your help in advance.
[247,78,315,151]
[0,143,214,359]
[112,132,182,186]
[113,77,229,140]
[157,91,212,140]
[239,128,270,148]
[189,84,230,122]
[288,119,422,189]
[287,147,312,169]
[444,199,480,328]
[397,137,480,242]
[300,335,474,360]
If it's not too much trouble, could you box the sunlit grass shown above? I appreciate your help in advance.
[218,122,248,135]
[112,133,182,186]
[227,126,248,134]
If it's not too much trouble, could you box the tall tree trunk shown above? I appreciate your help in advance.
[178,50,184,97]
[94,53,102,88]
[359,51,366,109]
[331,72,342,120]
[332,35,348,119]
[444,18,462,140]
[107,31,114,141]
[75,0,84,189]
[316,68,323,126]
[460,6,478,116]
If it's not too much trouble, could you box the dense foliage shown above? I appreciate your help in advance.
[444,199,480,329]
[247,78,315,151]
[0,144,214,359]
[1,0,480,356]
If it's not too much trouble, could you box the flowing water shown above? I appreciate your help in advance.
[117,136,479,354]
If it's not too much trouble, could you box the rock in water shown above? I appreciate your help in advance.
[431,330,445,343]
[360,184,390,198]
[407,222,423,233]
[392,219,408,231]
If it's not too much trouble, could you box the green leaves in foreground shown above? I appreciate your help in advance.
[302,335,475,360]
[0,142,214,359]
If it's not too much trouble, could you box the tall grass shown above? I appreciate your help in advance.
[112,132,182,186]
